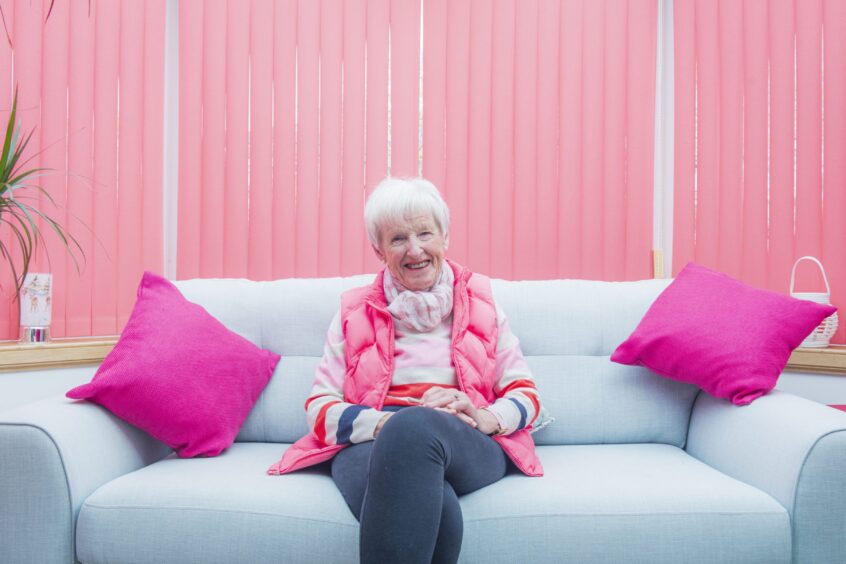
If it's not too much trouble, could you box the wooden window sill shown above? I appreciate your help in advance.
[0,337,118,372]
[785,345,846,376]
[1,338,845,375]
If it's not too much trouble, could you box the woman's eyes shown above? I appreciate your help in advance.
[390,231,434,244]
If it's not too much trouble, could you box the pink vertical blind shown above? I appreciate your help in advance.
[0,0,165,340]
[674,0,846,343]
[179,0,658,282]
[423,0,658,281]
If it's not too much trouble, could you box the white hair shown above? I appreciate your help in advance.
[364,177,450,247]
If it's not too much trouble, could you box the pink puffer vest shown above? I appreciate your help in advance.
[267,260,543,476]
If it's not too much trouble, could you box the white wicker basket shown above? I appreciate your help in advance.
[790,256,839,348]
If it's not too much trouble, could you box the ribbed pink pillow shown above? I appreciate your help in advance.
[611,263,837,405]
[67,272,280,457]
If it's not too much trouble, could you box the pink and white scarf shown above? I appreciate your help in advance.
[383,265,454,333]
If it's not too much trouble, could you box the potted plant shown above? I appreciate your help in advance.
[0,88,82,297]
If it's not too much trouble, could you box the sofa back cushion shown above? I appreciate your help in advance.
[175,276,699,447]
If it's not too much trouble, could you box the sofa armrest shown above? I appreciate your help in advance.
[0,396,171,564]
[686,389,846,564]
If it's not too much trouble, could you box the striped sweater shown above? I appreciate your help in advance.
[305,305,540,445]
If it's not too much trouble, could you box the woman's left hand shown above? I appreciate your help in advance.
[420,387,499,434]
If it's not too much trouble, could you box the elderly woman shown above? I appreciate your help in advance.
[275,178,543,563]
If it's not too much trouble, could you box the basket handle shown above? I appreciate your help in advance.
[790,256,831,295]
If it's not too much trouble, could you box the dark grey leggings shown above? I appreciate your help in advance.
[331,406,508,564]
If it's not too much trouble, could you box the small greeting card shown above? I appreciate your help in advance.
[20,273,52,327]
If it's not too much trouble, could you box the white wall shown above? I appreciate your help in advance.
[776,372,846,405]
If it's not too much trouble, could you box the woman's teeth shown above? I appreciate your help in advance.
[406,261,429,270]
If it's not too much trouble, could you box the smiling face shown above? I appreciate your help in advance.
[374,213,449,291]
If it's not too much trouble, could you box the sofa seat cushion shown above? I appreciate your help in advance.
[461,444,790,563]
[76,443,790,564]
[76,443,358,564]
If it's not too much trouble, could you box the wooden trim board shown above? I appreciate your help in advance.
[786,346,846,376]
[0,338,118,372]
[1,338,845,375]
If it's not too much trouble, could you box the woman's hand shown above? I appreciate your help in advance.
[420,387,477,427]
[420,387,500,435]
[374,412,393,438]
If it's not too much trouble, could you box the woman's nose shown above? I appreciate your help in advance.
[407,238,424,256]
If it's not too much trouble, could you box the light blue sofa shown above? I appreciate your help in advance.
[2,275,845,563]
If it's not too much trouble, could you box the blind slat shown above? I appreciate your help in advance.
[91,0,120,335]
[695,0,720,270]
[625,0,657,280]
[536,0,561,280]
[363,0,389,274]
[603,1,627,280]
[177,0,203,279]
[117,0,146,328]
[671,0,695,277]
[14,0,44,276]
[295,0,321,277]
[794,0,824,290]
[340,0,367,275]
[248,0,275,280]
[317,0,343,277]
[200,0,226,277]
[466,0,493,275]
[580,0,605,280]
[389,0,421,178]
[766,0,795,293]
[716,0,744,280]
[488,0,516,279]
[740,0,769,289]
[444,0,470,266]
[513,0,539,277]
[0,0,17,338]
[40,0,70,335]
[142,1,166,277]
[272,0,297,278]
[223,0,249,277]
[558,0,584,278]
[8,0,42,339]
[421,0,447,209]
[65,0,96,336]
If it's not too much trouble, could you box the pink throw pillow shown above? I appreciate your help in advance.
[611,263,837,405]
[67,272,280,457]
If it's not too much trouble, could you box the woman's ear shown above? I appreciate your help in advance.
[443,232,449,251]
[372,244,386,262]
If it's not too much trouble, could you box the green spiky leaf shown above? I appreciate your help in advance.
[0,88,86,297]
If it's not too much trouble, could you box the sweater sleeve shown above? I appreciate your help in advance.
[484,304,541,435]
[305,311,388,445]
